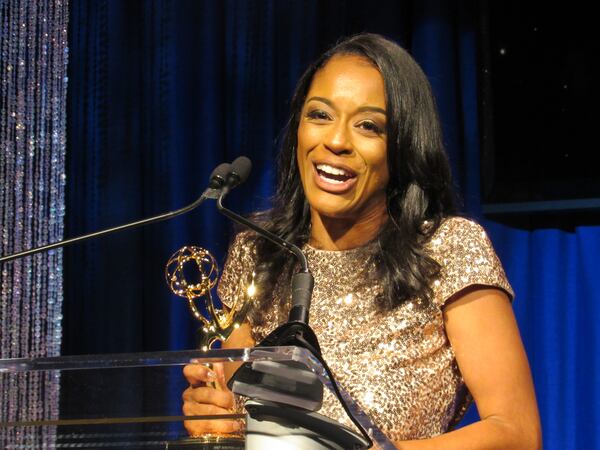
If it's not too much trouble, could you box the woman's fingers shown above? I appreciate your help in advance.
[182,362,242,437]
[212,362,227,389]
[182,385,234,410]
[182,400,242,435]
[182,387,242,436]
[183,417,242,436]
[183,363,218,386]
[182,397,228,416]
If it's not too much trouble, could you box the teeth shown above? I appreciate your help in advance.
[320,176,344,184]
[316,163,350,176]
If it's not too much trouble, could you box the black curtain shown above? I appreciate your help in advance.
[60,2,600,447]
[62,0,494,440]
[64,0,476,357]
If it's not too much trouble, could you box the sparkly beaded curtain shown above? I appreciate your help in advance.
[0,0,68,446]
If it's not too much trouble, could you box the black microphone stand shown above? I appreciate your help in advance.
[215,194,320,352]
[0,164,231,264]
[214,184,373,448]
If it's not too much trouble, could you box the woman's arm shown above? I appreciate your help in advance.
[222,322,255,381]
[395,288,542,450]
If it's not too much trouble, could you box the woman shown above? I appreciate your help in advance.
[182,33,542,449]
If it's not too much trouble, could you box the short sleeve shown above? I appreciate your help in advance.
[216,231,257,311]
[426,217,514,308]
[217,231,287,343]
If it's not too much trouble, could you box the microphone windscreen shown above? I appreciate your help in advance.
[209,163,232,188]
[230,156,252,184]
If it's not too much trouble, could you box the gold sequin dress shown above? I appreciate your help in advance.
[217,217,514,442]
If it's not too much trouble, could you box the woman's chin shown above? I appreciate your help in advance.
[309,199,357,220]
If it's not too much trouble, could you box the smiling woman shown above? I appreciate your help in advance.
[297,55,390,248]
[182,33,542,449]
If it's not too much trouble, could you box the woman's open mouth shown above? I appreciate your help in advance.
[312,162,358,194]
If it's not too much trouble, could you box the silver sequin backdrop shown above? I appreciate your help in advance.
[0,0,68,446]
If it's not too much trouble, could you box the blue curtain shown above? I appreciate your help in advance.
[65,1,598,448]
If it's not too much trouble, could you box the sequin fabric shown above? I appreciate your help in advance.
[217,217,514,442]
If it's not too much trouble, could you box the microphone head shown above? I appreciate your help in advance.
[209,163,232,189]
[228,156,252,187]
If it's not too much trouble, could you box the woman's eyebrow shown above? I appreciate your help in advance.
[356,105,386,115]
[305,96,333,107]
[306,96,386,115]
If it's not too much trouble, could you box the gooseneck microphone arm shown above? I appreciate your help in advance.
[215,156,314,325]
[0,163,232,264]
[221,157,373,448]
[216,195,314,325]
[215,197,309,272]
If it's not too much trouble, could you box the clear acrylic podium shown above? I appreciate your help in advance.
[0,346,395,449]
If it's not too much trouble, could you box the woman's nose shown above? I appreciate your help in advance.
[324,121,352,155]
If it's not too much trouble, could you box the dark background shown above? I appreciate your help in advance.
[480,2,600,211]
[61,1,599,448]
[64,0,474,355]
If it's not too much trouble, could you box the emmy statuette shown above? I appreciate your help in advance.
[165,246,254,449]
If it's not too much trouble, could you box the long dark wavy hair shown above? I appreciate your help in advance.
[248,33,457,325]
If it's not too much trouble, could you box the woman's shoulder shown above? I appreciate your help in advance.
[425,215,514,307]
[429,215,487,240]
[217,230,259,299]
[425,215,495,262]
[223,229,266,265]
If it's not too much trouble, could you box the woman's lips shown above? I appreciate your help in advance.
[311,162,358,194]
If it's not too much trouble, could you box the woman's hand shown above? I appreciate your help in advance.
[182,362,242,436]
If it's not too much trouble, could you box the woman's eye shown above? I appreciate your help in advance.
[357,120,383,134]
[306,110,331,121]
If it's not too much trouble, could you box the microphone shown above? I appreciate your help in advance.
[223,156,252,193]
[216,158,314,321]
[0,162,234,264]
[208,162,233,190]
[217,157,373,447]
[214,157,318,353]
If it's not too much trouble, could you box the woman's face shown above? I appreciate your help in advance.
[297,54,389,221]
